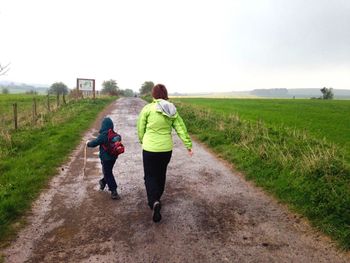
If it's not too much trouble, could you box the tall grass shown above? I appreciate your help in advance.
[0,97,116,242]
[176,102,350,249]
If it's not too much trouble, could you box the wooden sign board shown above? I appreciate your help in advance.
[77,78,95,99]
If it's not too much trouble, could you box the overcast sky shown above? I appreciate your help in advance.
[1,0,349,93]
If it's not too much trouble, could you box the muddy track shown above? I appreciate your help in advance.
[2,98,350,263]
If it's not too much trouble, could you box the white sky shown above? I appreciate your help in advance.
[1,0,350,93]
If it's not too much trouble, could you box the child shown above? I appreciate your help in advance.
[87,117,121,199]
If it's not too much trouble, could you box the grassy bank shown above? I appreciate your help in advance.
[175,100,350,249]
[0,97,116,242]
[175,98,350,160]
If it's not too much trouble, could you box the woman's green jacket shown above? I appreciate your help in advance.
[137,99,192,152]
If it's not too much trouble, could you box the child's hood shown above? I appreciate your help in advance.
[99,117,114,133]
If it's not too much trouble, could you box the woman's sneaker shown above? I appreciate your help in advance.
[111,190,120,200]
[152,201,162,222]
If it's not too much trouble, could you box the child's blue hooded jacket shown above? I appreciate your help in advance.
[87,117,120,161]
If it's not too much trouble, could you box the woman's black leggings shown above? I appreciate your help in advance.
[142,150,172,209]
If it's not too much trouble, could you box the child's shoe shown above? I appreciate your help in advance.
[111,190,120,200]
[99,179,106,191]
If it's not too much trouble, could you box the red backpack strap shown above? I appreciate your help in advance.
[107,129,114,140]
[102,129,113,151]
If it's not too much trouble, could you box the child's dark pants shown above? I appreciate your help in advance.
[142,150,172,209]
[101,159,117,191]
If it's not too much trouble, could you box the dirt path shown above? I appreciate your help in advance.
[2,97,350,263]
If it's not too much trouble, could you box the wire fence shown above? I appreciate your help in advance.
[0,93,77,133]
[0,95,69,130]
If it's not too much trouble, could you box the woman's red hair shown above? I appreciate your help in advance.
[152,84,168,100]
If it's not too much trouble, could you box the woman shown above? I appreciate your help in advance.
[137,84,193,222]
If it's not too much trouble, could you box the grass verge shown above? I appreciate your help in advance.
[176,102,350,249]
[0,97,116,243]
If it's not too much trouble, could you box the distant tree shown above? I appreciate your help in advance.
[139,81,154,95]
[320,87,334,100]
[25,89,38,95]
[0,63,10,76]
[121,89,134,97]
[101,79,119,95]
[118,89,125,96]
[49,82,69,95]
[1,87,9,94]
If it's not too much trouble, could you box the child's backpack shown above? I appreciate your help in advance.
[102,129,125,157]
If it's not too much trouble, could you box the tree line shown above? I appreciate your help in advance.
[46,80,156,97]
[100,79,155,96]
[0,80,155,97]
[1,61,155,96]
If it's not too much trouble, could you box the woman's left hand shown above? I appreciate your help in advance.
[188,148,193,157]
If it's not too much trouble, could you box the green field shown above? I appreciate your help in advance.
[174,98,350,159]
[174,98,350,249]
[0,95,115,243]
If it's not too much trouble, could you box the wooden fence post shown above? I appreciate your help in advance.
[47,94,50,112]
[56,93,60,108]
[13,103,18,130]
[63,93,66,105]
[32,98,37,123]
